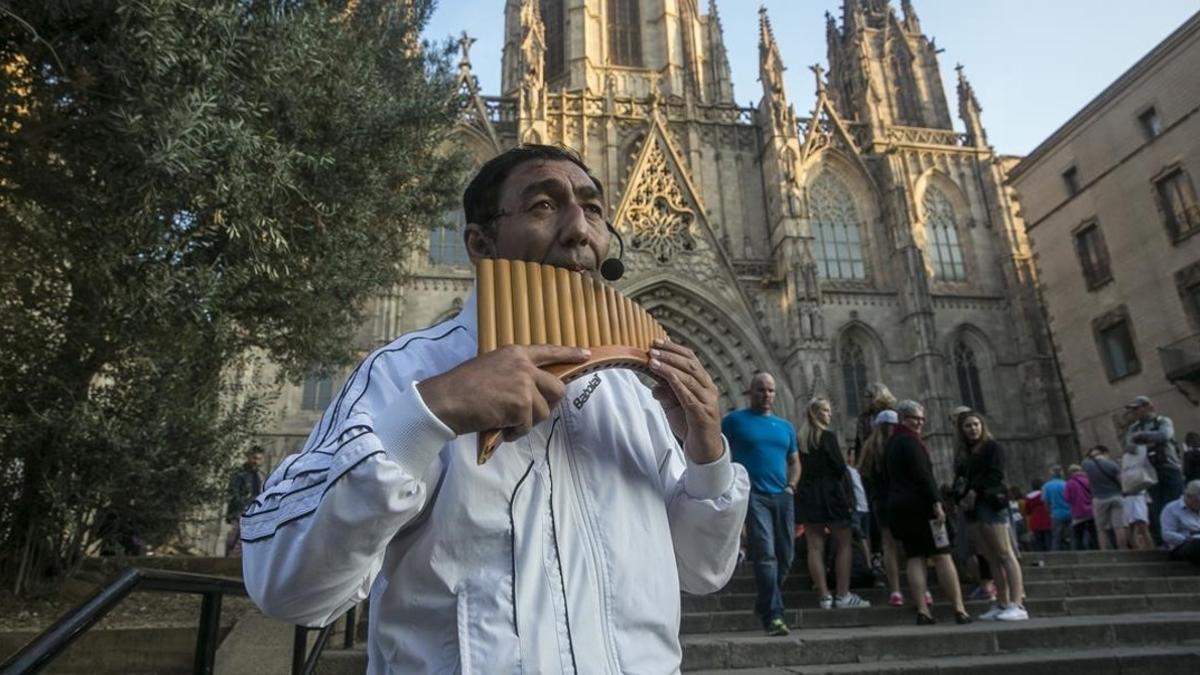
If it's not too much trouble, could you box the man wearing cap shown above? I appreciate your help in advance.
[1124,395,1184,545]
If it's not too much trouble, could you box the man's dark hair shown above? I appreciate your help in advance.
[462,144,604,233]
[247,445,264,456]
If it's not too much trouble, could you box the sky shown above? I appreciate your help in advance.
[424,1,1199,156]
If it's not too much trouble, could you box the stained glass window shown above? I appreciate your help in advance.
[922,185,966,281]
[841,341,869,419]
[809,171,866,280]
[953,341,985,413]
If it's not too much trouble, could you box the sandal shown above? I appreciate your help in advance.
[955,611,973,625]
[916,612,936,626]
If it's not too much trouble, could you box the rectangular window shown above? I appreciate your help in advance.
[1186,282,1200,328]
[1095,316,1139,381]
[607,0,643,67]
[1073,222,1112,289]
[1062,166,1080,197]
[1155,168,1199,241]
[302,375,334,411]
[429,209,471,267]
[540,0,565,79]
[1138,107,1163,140]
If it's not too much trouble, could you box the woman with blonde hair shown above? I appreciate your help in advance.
[956,410,1028,621]
[854,383,897,457]
[797,397,871,609]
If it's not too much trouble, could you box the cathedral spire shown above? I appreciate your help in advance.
[758,6,786,101]
[956,63,987,147]
[901,0,921,31]
[706,0,735,103]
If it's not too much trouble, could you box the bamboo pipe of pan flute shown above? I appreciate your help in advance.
[543,264,560,345]
[496,259,514,347]
[477,259,496,354]
[569,271,588,349]
[527,262,546,345]
[512,260,530,346]
[556,267,575,347]
[596,282,612,346]
[583,276,601,347]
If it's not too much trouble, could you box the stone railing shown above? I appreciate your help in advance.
[545,92,756,127]
[481,96,517,124]
[886,125,968,147]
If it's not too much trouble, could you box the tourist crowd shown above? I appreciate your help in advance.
[726,382,1200,636]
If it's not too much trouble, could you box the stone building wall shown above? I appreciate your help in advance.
[1009,11,1200,453]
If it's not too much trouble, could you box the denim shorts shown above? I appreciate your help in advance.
[972,500,1010,525]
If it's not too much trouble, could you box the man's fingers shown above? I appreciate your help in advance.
[649,347,710,386]
[525,344,592,366]
[533,368,567,405]
[652,358,704,408]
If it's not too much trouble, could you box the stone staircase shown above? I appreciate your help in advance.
[314,548,1200,673]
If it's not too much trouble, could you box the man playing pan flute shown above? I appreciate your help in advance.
[241,145,750,673]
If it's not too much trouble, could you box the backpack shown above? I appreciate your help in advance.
[1120,445,1158,495]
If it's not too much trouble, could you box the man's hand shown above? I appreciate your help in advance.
[418,345,590,442]
[648,338,723,464]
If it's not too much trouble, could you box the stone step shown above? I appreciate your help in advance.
[718,560,1196,593]
[680,592,1200,633]
[312,614,1200,674]
[678,611,1200,670]
[684,576,1200,612]
[686,643,1200,674]
[728,549,1168,579]
[1021,549,1170,565]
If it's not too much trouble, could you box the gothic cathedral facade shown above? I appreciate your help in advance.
[270,0,1073,484]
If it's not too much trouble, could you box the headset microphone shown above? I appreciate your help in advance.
[600,223,626,281]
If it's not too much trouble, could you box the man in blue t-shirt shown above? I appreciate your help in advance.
[722,372,799,636]
[1042,466,1071,551]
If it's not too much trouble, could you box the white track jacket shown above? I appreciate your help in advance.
[241,289,750,674]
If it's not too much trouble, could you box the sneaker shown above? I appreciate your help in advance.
[818,595,834,610]
[766,617,790,636]
[996,605,1029,622]
[834,592,871,609]
[978,604,1004,621]
[888,592,905,607]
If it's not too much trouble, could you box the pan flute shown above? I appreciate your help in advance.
[475,258,667,464]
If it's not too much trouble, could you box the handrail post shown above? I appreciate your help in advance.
[194,591,223,675]
[292,625,309,675]
[343,606,357,649]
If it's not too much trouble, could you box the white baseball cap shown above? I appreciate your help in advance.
[873,409,899,426]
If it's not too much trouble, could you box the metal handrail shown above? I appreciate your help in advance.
[0,566,361,675]
[0,568,246,675]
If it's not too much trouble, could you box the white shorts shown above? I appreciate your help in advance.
[1122,494,1149,524]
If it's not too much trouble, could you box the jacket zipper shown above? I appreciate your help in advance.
[562,423,622,674]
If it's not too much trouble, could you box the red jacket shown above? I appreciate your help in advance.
[1025,490,1051,532]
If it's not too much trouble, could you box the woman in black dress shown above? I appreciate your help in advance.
[884,399,971,625]
[796,397,870,609]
